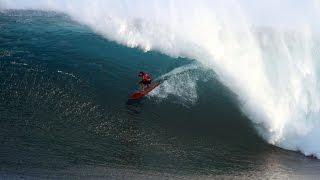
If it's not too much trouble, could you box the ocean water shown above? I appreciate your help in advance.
[1,9,320,179]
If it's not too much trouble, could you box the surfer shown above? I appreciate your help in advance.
[138,71,152,91]
[129,72,159,100]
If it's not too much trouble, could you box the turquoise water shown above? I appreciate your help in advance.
[1,10,320,179]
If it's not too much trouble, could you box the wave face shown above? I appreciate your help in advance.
[2,0,320,157]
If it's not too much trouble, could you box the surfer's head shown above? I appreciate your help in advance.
[138,71,145,77]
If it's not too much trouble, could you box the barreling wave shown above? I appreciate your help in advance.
[2,0,320,157]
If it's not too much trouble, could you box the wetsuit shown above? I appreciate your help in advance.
[139,73,151,85]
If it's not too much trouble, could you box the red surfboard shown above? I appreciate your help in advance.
[129,82,161,100]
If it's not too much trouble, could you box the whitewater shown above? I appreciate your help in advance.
[2,0,320,158]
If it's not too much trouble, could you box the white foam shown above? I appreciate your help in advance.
[149,64,202,106]
[2,0,320,157]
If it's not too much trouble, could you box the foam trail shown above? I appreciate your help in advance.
[150,63,207,106]
[156,63,201,81]
[2,0,320,157]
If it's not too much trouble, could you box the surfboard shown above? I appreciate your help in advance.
[129,82,161,100]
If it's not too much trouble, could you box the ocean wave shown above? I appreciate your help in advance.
[2,0,320,158]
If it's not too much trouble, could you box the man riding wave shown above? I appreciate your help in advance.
[138,71,151,91]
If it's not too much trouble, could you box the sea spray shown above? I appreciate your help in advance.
[149,63,207,106]
[2,0,320,157]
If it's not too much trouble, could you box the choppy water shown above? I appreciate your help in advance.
[1,10,320,179]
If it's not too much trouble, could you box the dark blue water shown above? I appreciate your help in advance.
[1,10,320,179]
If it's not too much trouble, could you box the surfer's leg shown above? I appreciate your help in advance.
[139,80,144,90]
[146,80,151,88]
[141,80,148,90]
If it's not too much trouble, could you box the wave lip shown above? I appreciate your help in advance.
[3,0,320,158]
